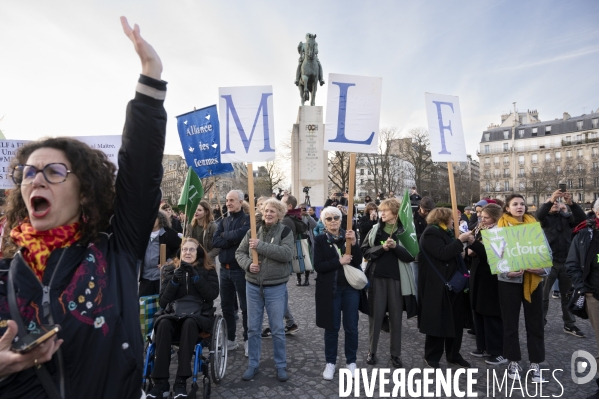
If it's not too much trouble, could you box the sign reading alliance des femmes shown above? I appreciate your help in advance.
[0,136,122,189]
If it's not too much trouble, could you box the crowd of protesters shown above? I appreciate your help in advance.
[1,19,598,399]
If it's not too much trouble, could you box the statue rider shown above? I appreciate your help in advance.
[295,33,325,87]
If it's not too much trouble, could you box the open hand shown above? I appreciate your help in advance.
[120,16,162,80]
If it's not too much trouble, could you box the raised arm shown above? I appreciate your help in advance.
[112,17,167,259]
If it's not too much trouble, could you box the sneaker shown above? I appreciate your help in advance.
[564,325,586,337]
[261,328,272,338]
[323,363,335,380]
[391,356,403,368]
[346,363,357,375]
[507,361,522,380]
[147,379,169,398]
[227,340,238,351]
[285,324,299,335]
[552,290,560,299]
[244,340,248,357]
[242,367,259,381]
[485,355,508,365]
[277,367,289,382]
[528,363,548,383]
[173,380,187,399]
[469,349,489,358]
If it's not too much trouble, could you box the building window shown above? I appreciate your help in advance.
[494,156,499,165]
[504,168,510,177]
[578,149,584,158]
[578,164,584,171]
[567,150,572,158]
[484,133,490,141]
[568,179,573,189]
[545,153,551,162]
[531,154,538,164]
[485,183,490,192]
[579,192,584,202]
[555,151,561,160]
[518,155,524,164]
[593,119,598,128]
[503,143,509,151]
[484,145,490,154]
[504,156,509,164]
[494,169,500,177]
[566,136,571,144]
[519,182,525,190]
[519,168,524,176]
[485,158,490,165]
[593,148,598,156]
[495,182,501,191]
[576,134,583,143]
[595,177,599,188]
[360,179,364,184]
[532,127,538,137]
[557,165,562,173]
[577,121,584,131]
[518,129,524,138]
[360,169,364,175]
[505,181,510,191]
[532,167,538,174]
[533,195,538,204]
[367,170,371,175]
[579,178,585,188]
[545,125,551,134]
[503,130,509,139]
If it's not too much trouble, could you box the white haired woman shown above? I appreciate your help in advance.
[314,206,364,381]
[236,198,294,382]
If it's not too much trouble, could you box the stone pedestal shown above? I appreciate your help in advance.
[291,106,328,207]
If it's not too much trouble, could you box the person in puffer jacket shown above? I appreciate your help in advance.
[147,238,219,399]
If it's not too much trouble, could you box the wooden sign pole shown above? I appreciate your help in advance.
[345,153,357,255]
[247,163,259,264]
[447,162,460,233]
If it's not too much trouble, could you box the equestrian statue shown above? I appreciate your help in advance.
[295,33,324,106]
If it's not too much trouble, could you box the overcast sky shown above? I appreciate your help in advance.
[1,0,598,162]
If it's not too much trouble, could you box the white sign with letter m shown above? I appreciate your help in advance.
[219,85,275,163]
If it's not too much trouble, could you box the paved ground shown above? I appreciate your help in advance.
[165,263,599,399]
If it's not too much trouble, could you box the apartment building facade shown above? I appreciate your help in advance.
[479,107,599,207]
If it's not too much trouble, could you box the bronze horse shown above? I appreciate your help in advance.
[299,34,318,106]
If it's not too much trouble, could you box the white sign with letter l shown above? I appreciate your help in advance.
[424,93,467,162]
[324,73,382,154]
[218,85,275,163]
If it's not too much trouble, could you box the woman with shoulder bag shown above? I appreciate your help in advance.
[361,199,416,368]
[418,208,474,369]
[314,206,364,381]
[497,194,550,383]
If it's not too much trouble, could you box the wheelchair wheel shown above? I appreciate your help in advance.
[209,314,227,384]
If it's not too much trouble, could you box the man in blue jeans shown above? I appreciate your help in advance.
[213,190,251,355]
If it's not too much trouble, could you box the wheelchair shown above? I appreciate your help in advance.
[142,314,228,399]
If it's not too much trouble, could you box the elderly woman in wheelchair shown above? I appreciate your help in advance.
[147,237,220,399]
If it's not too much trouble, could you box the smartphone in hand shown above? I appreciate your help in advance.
[11,325,61,354]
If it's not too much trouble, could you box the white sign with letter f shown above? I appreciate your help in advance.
[424,93,467,162]
[219,85,276,163]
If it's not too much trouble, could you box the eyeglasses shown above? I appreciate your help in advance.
[325,216,341,222]
[11,163,74,186]
[181,247,197,253]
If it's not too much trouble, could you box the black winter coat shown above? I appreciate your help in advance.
[212,210,250,270]
[0,77,167,399]
[537,201,586,263]
[156,261,220,332]
[358,216,377,246]
[468,240,501,317]
[566,227,597,293]
[314,234,367,330]
[413,209,427,245]
[417,225,466,337]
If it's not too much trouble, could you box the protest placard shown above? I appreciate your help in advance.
[218,86,275,163]
[176,105,233,178]
[481,222,552,274]
[324,73,382,154]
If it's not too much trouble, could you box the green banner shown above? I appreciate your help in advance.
[397,189,419,257]
[480,222,552,274]
[178,167,204,223]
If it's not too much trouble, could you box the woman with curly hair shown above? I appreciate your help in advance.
[186,200,219,262]
[0,17,166,398]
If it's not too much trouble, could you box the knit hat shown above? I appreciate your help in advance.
[475,200,488,208]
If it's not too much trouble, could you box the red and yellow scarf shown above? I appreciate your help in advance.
[10,222,81,281]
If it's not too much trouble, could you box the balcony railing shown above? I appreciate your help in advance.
[503,174,511,178]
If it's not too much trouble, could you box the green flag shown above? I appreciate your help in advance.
[397,189,419,257]
[178,167,204,224]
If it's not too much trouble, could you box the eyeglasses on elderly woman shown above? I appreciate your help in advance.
[325,216,341,222]
[11,163,74,185]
